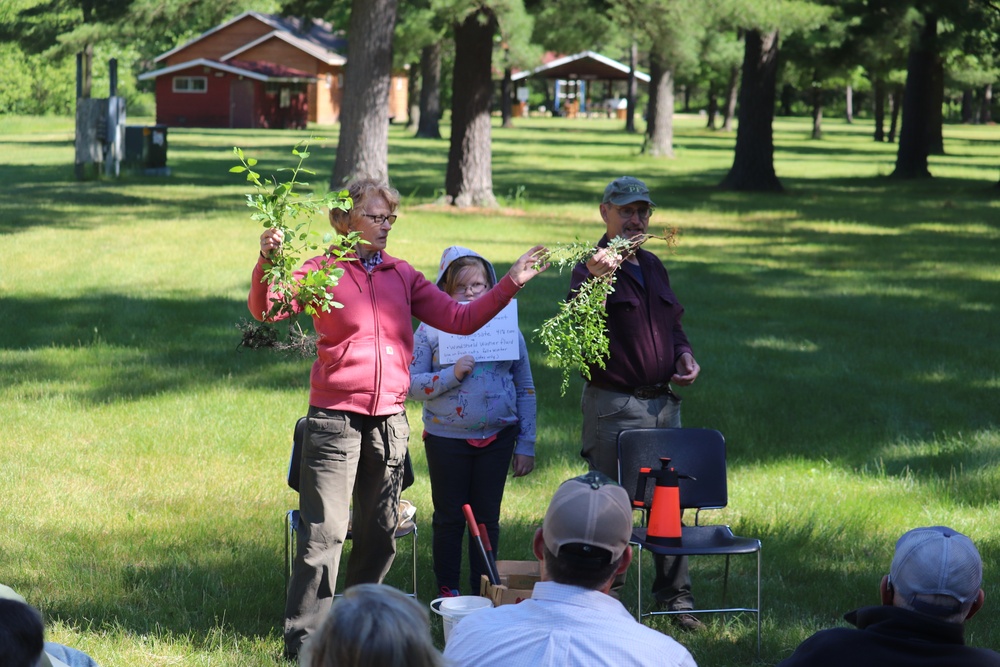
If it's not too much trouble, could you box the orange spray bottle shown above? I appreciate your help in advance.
[633,457,690,546]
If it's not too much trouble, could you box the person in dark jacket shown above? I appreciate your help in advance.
[569,176,702,631]
[778,525,1000,667]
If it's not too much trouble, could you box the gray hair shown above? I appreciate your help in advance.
[301,584,444,667]
[329,177,401,236]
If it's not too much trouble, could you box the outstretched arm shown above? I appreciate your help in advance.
[507,245,550,286]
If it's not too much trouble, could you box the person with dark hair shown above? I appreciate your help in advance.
[777,526,1000,667]
[409,246,537,597]
[300,584,444,667]
[570,176,702,630]
[0,598,45,667]
[0,585,100,667]
[442,471,696,667]
[251,178,549,659]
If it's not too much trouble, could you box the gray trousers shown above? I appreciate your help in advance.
[580,383,694,609]
[283,408,409,655]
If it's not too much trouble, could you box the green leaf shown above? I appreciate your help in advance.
[229,166,247,173]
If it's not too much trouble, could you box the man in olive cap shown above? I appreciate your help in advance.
[568,176,702,630]
[777,526,1000,667]
[443,471,696,667]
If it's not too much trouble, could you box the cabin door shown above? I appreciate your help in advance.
[230,79,255,128]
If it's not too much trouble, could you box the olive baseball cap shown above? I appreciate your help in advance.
[543,471,632,562]
[602,176,655,206]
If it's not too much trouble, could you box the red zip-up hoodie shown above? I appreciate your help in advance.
[249,251,522,416]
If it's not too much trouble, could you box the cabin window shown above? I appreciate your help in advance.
[173,77,207,93]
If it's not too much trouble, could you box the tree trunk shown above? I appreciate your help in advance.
[416,42,442,139]
[644,58,660,148]
[979,83,993,124]
[406,60,419,130]
[888,85,901,143]
[79,1,95,98]
[331,0,399,187]
[445,7,498,208]
[811,86,823,140]
[501,66,514,129]
[719,29,783,192]
[961,89,974,124]
[779,83,795,116]
[706,81,717,130]
[927,53,944,155]
[891,13,936,179]
[873,74,886,141]
[625,40,638,133]
[644,50,675,157]
[845,84,853,123]
[721,47,740,132]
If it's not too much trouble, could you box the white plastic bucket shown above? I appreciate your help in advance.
[429,595,493,643]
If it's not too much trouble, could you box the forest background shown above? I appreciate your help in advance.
[1,0,999,192]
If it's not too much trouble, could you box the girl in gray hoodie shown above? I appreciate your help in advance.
[408,246,537,596]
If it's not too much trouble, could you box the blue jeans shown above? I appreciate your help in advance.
[424,425,517,593]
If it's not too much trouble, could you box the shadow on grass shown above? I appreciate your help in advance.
[35,500,1000,663]
[3,120,995,233]
[0,294,312,402]
[39,524,287,641]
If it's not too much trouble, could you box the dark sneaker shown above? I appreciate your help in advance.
[672,612,705,632]
[439,586,461,598]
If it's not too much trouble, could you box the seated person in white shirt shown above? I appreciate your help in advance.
[443,471,697,667]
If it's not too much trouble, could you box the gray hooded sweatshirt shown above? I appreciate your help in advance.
[407,246,536,456]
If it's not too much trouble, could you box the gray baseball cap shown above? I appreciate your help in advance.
[602,176,655,206]
[890,526,982,615]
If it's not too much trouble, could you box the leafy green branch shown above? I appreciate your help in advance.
[534,230,677,395]
[231,140,361,354]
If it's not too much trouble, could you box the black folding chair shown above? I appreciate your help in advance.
[284,416,418,598]
[618,427,761,653]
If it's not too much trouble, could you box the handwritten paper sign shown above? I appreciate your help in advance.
[436,300,520,364]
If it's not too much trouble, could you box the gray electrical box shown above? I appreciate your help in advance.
[124,125,169,175]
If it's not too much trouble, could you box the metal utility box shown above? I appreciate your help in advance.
[124,125,169,174]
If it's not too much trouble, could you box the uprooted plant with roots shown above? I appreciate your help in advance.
[231,140,361,357]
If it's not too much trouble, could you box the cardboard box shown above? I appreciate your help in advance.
[480,560,541,606]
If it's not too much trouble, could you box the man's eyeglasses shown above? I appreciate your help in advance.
[451,282,488,295]
[613,205,653,221]
[360,213,398,226]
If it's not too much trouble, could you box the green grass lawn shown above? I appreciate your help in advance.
[1,113,998,666]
